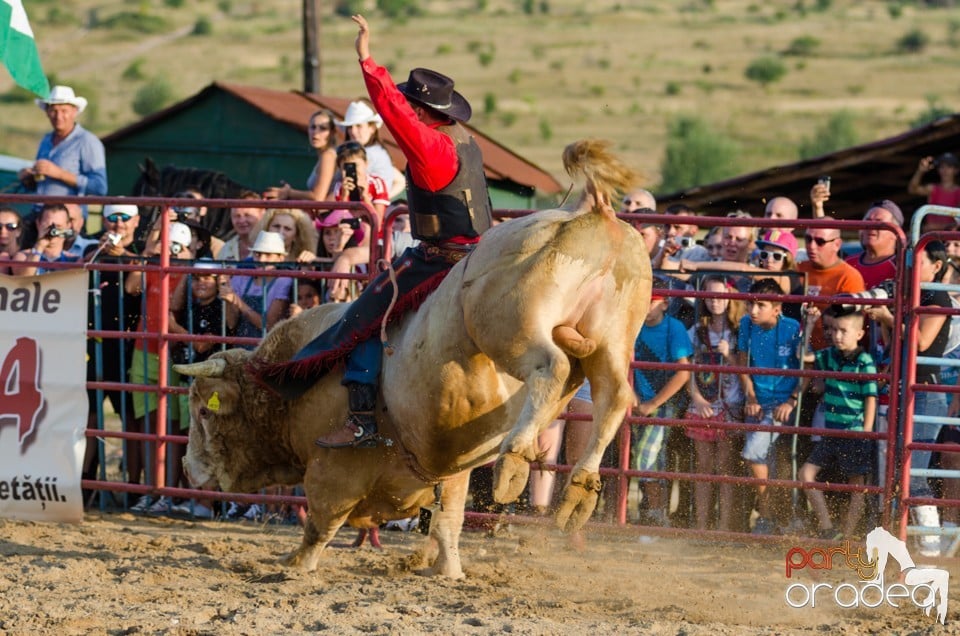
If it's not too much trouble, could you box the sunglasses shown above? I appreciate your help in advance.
[622,201,655,212]
[105,213,133,223]
[0,222,20,231]
[758,250,786,262]
[804,234,840,246]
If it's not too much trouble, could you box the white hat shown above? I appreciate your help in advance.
[335,100,383,129]
[102,203,139,217]
[251,231,287,255]
[169,222,193,248]
[192,257,219,270]
[35,85,88,113]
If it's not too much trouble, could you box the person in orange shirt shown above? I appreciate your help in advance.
[797,227,865,351]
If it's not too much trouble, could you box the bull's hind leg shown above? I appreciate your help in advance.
[413,470,470,579]
[493,341,571,504]
[556,345,635,533]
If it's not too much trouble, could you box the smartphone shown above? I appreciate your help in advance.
[817,175,831,193]
[343,162,362,202]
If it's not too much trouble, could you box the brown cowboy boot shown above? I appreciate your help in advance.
[316,382,379,448]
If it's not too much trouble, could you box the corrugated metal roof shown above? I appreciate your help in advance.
[657,114,960,222]
[104,81,562,195]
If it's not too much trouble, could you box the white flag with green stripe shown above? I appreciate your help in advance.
[0,0,49,97]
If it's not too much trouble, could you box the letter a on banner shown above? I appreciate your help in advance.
[0,270,87,522]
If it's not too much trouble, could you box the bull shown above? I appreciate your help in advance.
[175,139,652,578]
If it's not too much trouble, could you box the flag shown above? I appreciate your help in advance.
[0,0,49,97]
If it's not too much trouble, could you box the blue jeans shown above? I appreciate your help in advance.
[910,390,948,498]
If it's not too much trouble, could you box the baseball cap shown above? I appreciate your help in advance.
[755,230,798,258]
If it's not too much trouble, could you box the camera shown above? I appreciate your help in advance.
[170,242,185,256]
[106,232,123,246]
[341,218,361,230]
[836,279,896,312]
[677,236,695,250]
[173,206,199,222]
[45,226,75,240]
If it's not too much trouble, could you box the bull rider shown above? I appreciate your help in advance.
[259,14,493,448]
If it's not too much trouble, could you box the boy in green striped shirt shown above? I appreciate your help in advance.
[799,304,878,540]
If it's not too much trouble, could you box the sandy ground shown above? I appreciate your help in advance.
[1,512,957,635]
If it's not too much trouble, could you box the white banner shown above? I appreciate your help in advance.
[0,269,88,522]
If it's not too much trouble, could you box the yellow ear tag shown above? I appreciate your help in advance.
[206,391,221,412]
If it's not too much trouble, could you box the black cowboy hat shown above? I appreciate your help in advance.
[397,68,472,123]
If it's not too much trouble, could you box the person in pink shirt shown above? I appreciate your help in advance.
[909,152,960,231]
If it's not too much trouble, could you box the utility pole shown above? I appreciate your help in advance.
[302,0,320,94]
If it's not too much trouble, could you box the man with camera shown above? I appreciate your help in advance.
[11,203,81,276]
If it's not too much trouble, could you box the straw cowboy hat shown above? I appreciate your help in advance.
[336,101,383,129]
[35,85,88,113]
[251,231,288,255]
[397,68,472,122]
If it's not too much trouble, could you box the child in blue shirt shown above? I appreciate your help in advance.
[633,293,693,526]
[737,277,801,535]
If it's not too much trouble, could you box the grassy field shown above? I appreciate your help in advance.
[3,0,959,195]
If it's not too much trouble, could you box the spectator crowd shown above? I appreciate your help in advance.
[9,81,960,556]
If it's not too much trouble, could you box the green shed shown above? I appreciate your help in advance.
[102,82,562,209]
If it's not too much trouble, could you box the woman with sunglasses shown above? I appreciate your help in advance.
[0,207,23,274]
[264,109,339,202]
[670,229,800,296]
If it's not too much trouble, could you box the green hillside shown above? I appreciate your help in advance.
[3,0,959,197]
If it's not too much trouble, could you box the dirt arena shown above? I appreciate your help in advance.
[1,513,956,635]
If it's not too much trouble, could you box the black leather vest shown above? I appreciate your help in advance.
[405,123,493,242]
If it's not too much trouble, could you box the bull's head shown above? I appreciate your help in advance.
[174,352,246,492]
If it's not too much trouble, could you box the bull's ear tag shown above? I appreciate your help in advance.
[206,391,221,412]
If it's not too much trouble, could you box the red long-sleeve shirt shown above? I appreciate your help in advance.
[361,57,458,193]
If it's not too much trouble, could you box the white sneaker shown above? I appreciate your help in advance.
[243,504,263,521]
[912,505,942,557]
[385,516,419,532]
[148,497,173,514]
[225,502,245,520]
[171,501,215,519]
[129,495,153,513]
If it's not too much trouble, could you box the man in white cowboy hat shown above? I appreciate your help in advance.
[261,14,493,449]
[18,85,107,212]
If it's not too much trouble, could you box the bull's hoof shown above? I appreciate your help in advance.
[280,548,320,572]
[417,564,465,580]
[555,470,602,533]
[493,453,530,504]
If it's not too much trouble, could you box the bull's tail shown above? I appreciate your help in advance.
[562,139,642,215]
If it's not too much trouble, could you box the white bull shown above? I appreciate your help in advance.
[176,139,652,577]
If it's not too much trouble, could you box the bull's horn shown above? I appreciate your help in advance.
[173,358,227,378]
